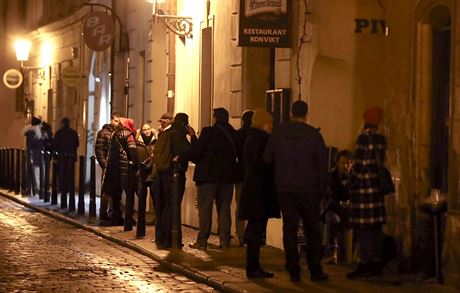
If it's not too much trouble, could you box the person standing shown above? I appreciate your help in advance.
[346,107,388,279]
[235,110,254,246]
[95,112,121,223]
[135,123,157,224]
[53,117,79,200]
[263,101,329,282]
[157,112,174,134]
[188,108,243,250]
[154,113,197,247]
[238,108,279,278]
[102,117,138,226]
[21,117,44,196]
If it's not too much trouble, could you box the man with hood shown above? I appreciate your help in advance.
[95,112,121,222]
[102,117,138,225]
[188,108,243,250]
[21,116,44,196]
[263,101,329,282]
[155,113,197,248]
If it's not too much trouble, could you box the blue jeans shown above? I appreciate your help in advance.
[196,182,233,246]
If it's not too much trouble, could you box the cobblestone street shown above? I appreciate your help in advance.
[0,197,215,292]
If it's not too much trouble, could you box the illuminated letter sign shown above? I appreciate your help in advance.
[239,0,291,48]
[83,11,116,51]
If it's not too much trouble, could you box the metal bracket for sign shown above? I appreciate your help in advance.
[154,14,193,38]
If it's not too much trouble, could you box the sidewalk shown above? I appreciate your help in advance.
[0,189,457,293]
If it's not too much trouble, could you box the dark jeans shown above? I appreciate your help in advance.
[355,224,383,263]
[245,218,268,272]
[154,170,185,246]
[196,182,233,246]
[277,192,323,274]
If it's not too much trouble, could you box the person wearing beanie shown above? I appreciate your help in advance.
[346,106,388,279]
[238,108,279,278]
[235,109,254,246]
[188,107,243,250]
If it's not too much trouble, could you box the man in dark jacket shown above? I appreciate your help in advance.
[263,101,329,282]
[235,110,254,246]
[53,117,79,203]
[188,108,243,250]
[95,112,121,222]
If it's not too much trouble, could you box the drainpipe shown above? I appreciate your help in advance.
[166,0,176,114]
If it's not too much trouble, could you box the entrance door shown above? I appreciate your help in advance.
[430,27,450,192]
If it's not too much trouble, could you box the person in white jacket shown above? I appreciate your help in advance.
[21,117,44,196]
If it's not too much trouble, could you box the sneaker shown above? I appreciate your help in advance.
[311,271,329,281]
[346,263,372,279]
[189,242,207,250]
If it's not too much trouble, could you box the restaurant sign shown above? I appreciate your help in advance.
[239,0,291,48]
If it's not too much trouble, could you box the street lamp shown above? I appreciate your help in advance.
[146,0,193,38]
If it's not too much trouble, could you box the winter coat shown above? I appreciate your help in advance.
[95,124,114,169]
[187,122,243,185]
[348,124,387,228]
[22,124,44,165]
[238,128,280,220]
[263,121,328,197]
[54,126,79,160]
[236,125,251,178]
[102,119,138,195]
[136,131,156,182]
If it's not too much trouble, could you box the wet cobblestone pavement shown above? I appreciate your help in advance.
[0,197,215,292]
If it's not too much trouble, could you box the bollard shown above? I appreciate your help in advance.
[15,149,20,194]
[124,161,135,232]
[89,156,96,217]
[68,155,76,211]
[21,149,27,196]
[43,151,51,202]
[38,150,44,199]
[51,153,58,205]
[0,148,3,188]
[11,148,16,192]
[136,163,147,237]
[6,148,11,190]
[78,155,85,215]
[60,153,68,209]
[171,169,181,249]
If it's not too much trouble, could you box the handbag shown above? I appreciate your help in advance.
[370,135,395,195]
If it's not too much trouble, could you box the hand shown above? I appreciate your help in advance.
[187,125,196,136]
[172,156,179,162]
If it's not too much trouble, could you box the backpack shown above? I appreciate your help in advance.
[152,130,172,172]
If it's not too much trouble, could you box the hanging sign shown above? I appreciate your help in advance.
[3,68,23,89]
[238,0,291,47]
[61,66,81,87]
[83,11,115,51]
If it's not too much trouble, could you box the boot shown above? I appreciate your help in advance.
[346,263,373,279]
[324,247,338,264]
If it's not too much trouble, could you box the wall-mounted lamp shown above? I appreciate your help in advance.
[145,0,193,38]
[14,38,46,79]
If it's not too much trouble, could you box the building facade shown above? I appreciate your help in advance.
[1,0,459,287]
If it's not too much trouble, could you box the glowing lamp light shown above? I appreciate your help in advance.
[14,39,31,62]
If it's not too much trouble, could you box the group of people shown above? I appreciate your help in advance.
[21,117,79,196]
[23,100,389,283]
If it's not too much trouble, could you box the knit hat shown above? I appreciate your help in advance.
[157,112,173,123]
[31,117,41,126]
[363,106,383,126]
[251,108,273,129]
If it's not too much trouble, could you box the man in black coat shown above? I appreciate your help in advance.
[53,117,79,201]
[188,108,243,250]
[263,101,329,282]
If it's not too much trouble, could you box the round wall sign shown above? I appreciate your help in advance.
[83,11,116,51]
[61,66,81,87]
[3,69,23,89]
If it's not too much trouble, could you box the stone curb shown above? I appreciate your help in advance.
[0,191,246,293]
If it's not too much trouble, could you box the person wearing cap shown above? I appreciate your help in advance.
[157,113,174,134]
[346,106,388,279]
[238,108,279,278]
[188,108,243,250]
[21,116,44,196]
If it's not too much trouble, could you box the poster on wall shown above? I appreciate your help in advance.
[238,0,291,48]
